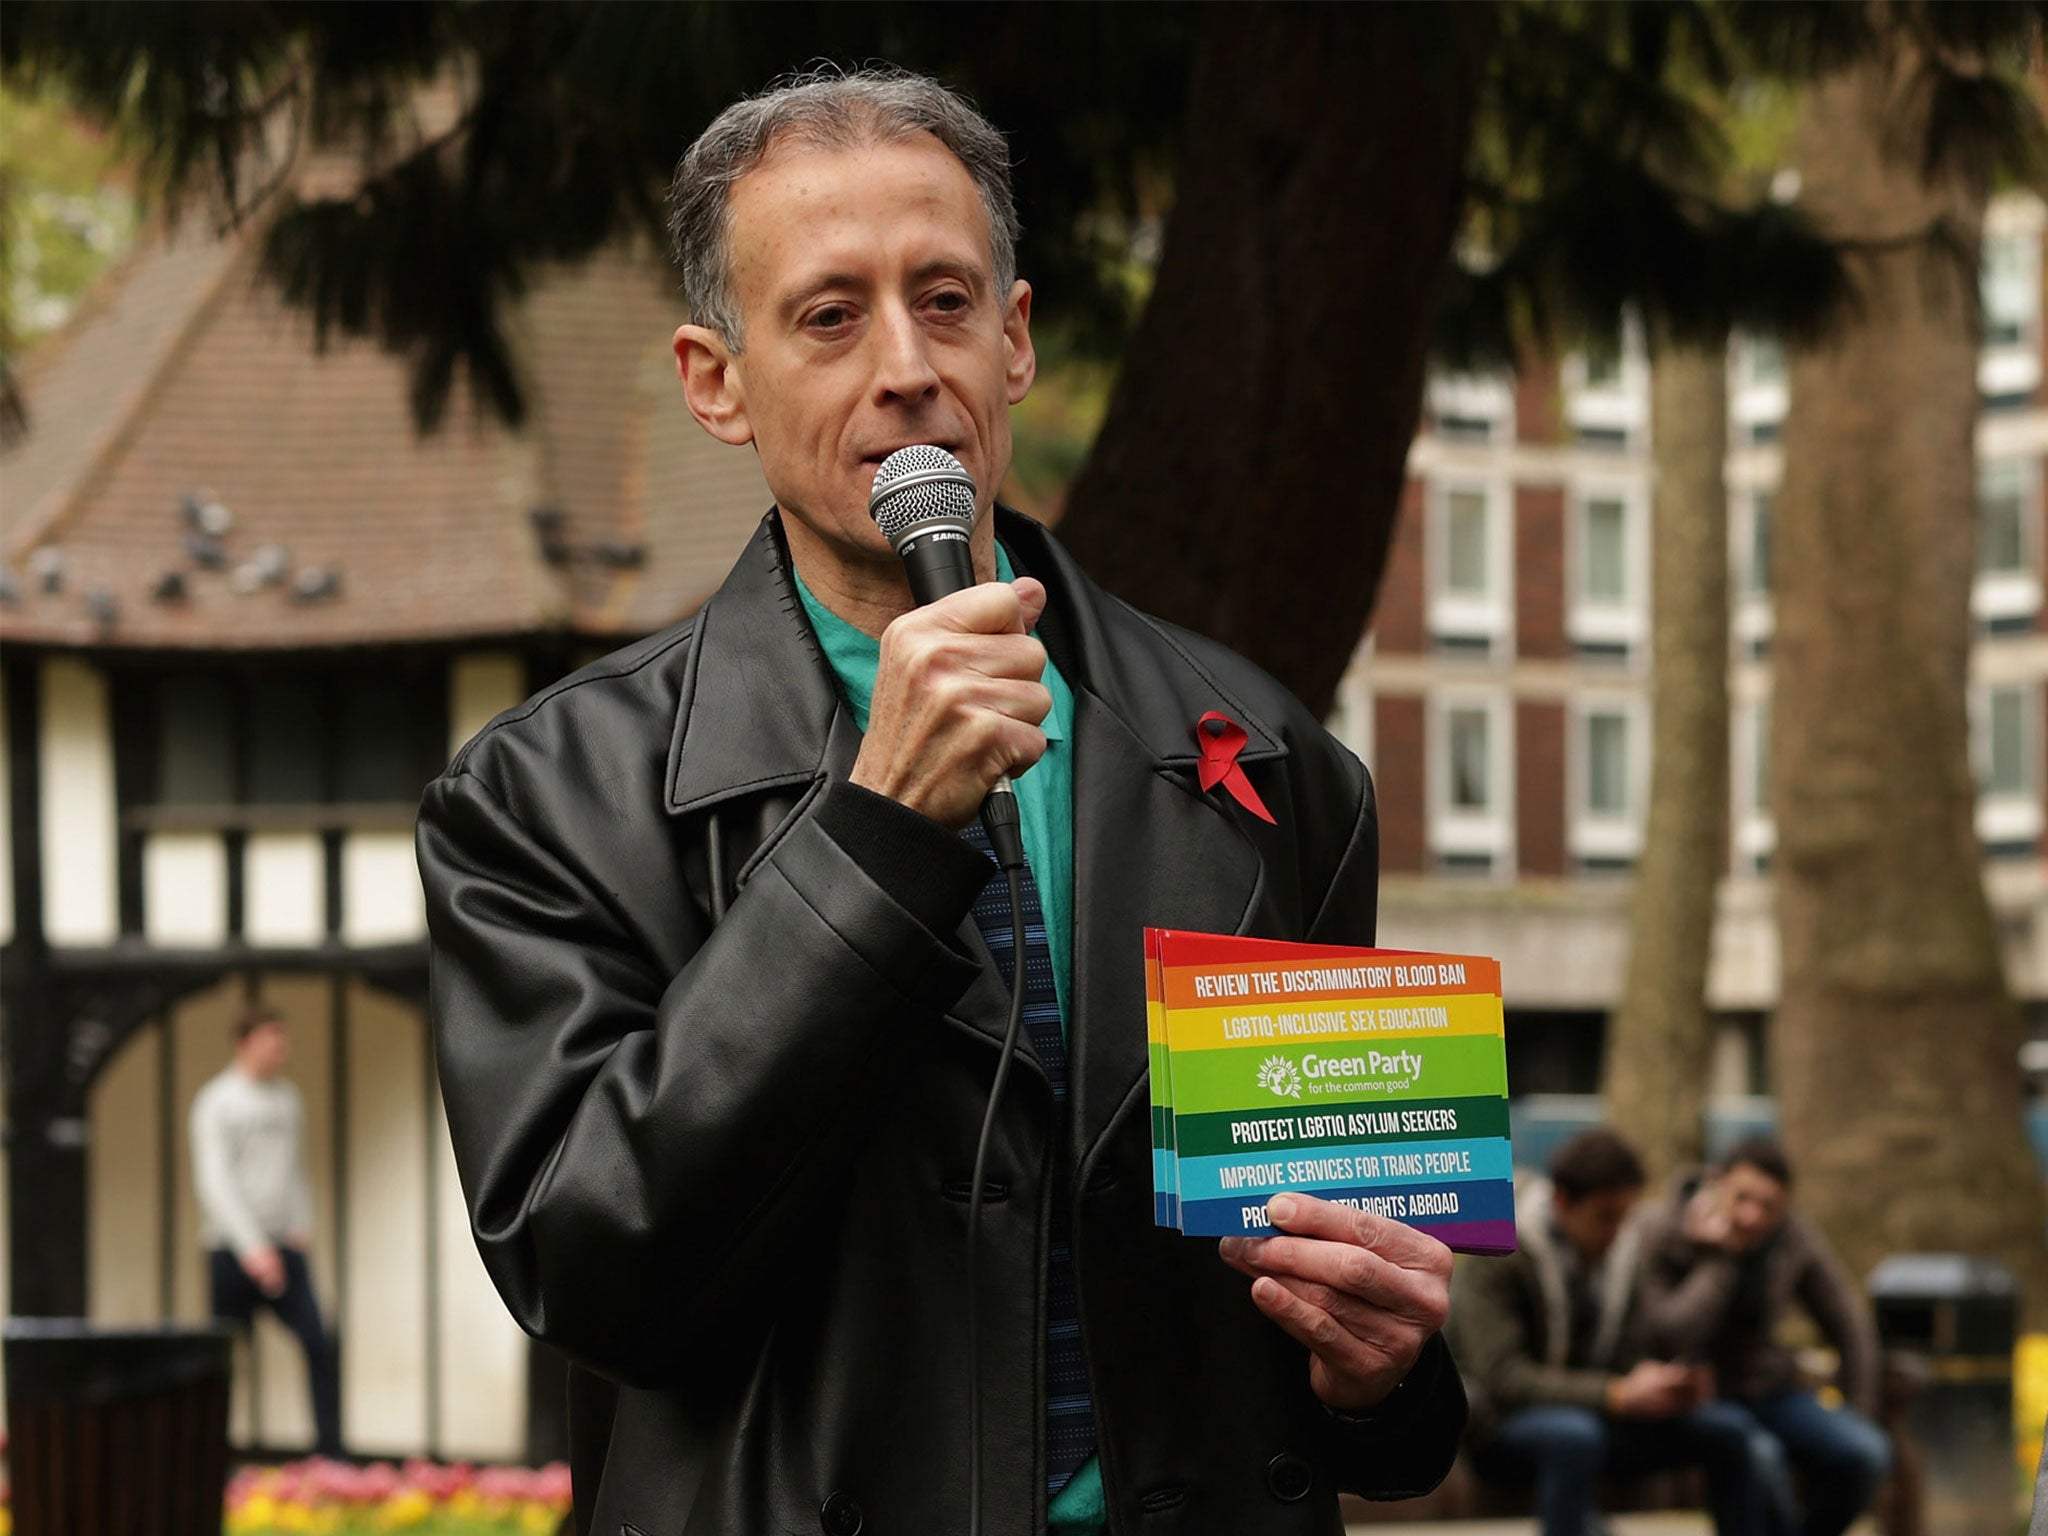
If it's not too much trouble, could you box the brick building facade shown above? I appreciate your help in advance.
[1335,192,2048,1116]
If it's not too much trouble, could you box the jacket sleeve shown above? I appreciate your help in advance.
[1793,1225,1880,1416]
[417,767,991,1388]
[1321,1332,1468,1500]
[1448,1256,1614,1420]
[1636,1220,1742,1360]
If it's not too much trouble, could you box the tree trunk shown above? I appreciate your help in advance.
[1054,4,1491,716]
[1774,52,2048,1315]
[1601,335,1730,1184]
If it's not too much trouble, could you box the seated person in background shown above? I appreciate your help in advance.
[1449,1128,1778,1536]
[1639,1136,1890,1536]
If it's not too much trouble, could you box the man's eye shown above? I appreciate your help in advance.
[929,290,969,312]
[810,305,853,330]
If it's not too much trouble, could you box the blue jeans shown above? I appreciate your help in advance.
[1482,1401,1780,1536]
[1741,1391,1890,1536]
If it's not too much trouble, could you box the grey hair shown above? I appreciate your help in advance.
[667,65,1021,351]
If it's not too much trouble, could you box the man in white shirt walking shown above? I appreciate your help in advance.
[190,1006,342,1457]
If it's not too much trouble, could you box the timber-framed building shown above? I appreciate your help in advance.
[0,213,768,1460]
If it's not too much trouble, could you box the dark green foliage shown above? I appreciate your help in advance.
[10,1,2046,439]
[3,1,1197,429]
[1442,0,1839,366]
[1438,0,2048,372]
[1726,0,2048,187]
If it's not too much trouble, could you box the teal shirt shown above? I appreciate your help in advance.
[792,546,1107,1534]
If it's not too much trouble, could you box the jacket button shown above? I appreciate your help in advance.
[820,1491,864,1535]
[1266,1452,1314,1502]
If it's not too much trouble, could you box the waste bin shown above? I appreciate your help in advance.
[4,1319,234,1536]
[1867,1255,2017,1536]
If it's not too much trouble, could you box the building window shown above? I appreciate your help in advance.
[155,674,236,805]
[1564,312,1647,450]
[1438,416,1494,443]
[1448,707,1491,809]
[1427,372,1515,445]
[1734,698,1774,873]
[1980,462,2028,574]
[1428,479,1511,653]
[1430,693,1513,873]
[1732,333,1789,446]
[1569,481,1647,656]
[1571,701,1643,868]
[1974,459,2042,629]
[1975,683,2042,853]
[138,665,446,815]
[1746,492,1774,595]
[1983,227,2038,351]
[1582,329,1623,389]
[1744,334,1785,386]
[1730,488,1777,655]
[1987,688,2029,795]
[1586,712,1629,815]
[1582,497,1628,605]
[1753,709,1769,801]
[246,680,325,805]
[1446,491,1489,594]
[1978,202,2042,402]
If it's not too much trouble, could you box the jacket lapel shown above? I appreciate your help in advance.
[1065,691,1263,1169]
[1002,517,1286,1170]
[665,514,841,818]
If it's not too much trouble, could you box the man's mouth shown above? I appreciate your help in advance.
[861,442,962,468]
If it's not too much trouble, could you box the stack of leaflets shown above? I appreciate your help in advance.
[1146,929,1517,1255]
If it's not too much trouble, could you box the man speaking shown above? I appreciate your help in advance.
[417,66,1464,1536]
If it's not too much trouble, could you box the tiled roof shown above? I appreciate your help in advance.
[0,218,770,650]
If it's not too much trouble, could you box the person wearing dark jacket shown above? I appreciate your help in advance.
[416,66,1464,1536]
[1448,1130,1777,1536]
[1638,1138,1889,1536]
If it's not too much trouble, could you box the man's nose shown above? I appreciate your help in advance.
[871,301,941,403]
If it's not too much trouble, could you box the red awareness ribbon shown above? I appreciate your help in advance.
[1194,710,1276,824]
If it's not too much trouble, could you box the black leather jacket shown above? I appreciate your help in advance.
[417,510,1464,1536]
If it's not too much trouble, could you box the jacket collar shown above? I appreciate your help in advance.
[996,511,1286,771]
[665,507,1286,814]
[664,513,845,816]
[1516,1174,1644,1371]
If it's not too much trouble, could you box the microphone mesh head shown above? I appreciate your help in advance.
[869,445,977,548]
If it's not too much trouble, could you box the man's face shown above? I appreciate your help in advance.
[677,133,1035,577]
[1722,1162,1790,1250]
[1552,1184,1640,1263]
[239,1021,289,1079]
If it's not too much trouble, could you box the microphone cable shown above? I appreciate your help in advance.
[865,443,1036,1533]
[966,794,1028,1536]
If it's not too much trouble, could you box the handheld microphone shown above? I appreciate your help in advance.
[868,445,1025,872]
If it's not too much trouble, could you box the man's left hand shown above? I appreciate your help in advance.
[1218,1192,1452,1413]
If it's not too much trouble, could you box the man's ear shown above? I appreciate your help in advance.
[674,323,753,446]
[1002,280,1036,405]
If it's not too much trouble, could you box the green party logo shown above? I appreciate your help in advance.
[1256,1054,1303,1100]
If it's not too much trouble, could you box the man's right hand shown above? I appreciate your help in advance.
[1682,1180,1735,1249]
[240,1243,287,1298]
[851,578,1053,829]
[1606,1360,1699,1419]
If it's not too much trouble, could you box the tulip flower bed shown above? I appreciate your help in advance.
[225,1458,571,1535]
